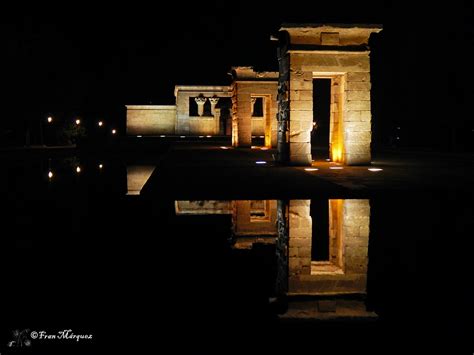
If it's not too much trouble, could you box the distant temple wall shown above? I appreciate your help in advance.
[126,105,176,135]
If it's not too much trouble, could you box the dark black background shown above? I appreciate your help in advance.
[0,1,472,149]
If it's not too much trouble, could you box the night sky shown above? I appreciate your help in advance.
[1,1,472,149]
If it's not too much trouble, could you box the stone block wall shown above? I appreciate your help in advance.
[126,105,176,135]
[277,25,381,165]
[126,165,156,195]
[174,86,230,135]
[288,52,372,165]
[280,199,370,296]
[231,76,278,148]
[232,200,278,236]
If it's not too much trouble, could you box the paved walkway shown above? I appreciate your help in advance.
[141,144,474,199]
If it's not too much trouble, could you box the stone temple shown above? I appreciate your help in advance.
[126,24,382,165]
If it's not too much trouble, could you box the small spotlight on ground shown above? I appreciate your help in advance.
[259,136,264,138]
[256,161,267,165]
[368,168,383,172]
[305,168,319,171]
[260,147,269,150]
[76,166,81,173]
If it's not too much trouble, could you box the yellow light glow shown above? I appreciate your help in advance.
[206,135,212,138]
[331,147,343,163]
[75,119,81,125]
[329,166,343,170]
[305,168,319,171]
[98,121,103,126]
[259,136,264,138]
[112,129,116,134]
[325,158,331,162]
[260,147,269,150]
[368,168,383,172]
[76,166,81,173]
[48,171,53,178]
[47,116,53,123]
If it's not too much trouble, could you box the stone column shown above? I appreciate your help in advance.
[250,97,256,116]
[209,97,219,116]
[195,97,207,117]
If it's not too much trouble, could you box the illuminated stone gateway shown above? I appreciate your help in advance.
[126,23,382,165]
[276,24,382,165]
[173,198,374,319]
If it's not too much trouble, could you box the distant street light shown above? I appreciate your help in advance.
[99,164,103,169]
[76,166,81,173]
[98,121,103,127]
[47,116,53,123]
[48,171,53,179]
[75,119,81,125]
[112,129,116,135]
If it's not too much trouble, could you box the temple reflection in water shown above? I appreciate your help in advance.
[174,199,375,320]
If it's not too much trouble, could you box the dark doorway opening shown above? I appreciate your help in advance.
[310,199,329,261]
[251,97,265,146]
[312,79,331,159]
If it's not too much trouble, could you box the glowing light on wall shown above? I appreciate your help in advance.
[206,135,212,138]
[331,146,343,163]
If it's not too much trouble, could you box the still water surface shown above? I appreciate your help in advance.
[0,154,472,353]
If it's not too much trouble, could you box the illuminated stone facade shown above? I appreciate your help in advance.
[276,24,382,165]
[275,199,374,318]
[174,86,231,135]
[230,67,278,147]
[175,200,277,249]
